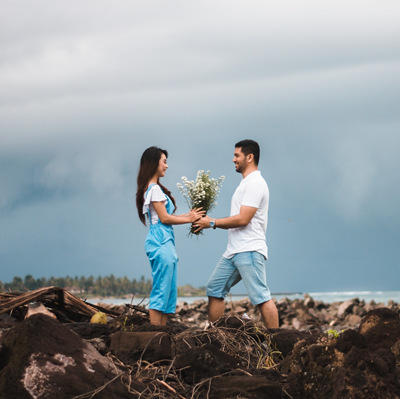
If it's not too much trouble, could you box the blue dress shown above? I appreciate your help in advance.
[144,184,178,314]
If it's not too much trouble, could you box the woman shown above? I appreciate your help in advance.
[136,146,204,325]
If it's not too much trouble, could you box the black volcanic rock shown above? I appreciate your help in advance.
[1,293,400,398]
[0,314,134,399]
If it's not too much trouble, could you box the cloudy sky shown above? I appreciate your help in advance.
[1,1,399,294]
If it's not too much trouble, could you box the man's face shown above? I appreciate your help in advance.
[233,147,247,174]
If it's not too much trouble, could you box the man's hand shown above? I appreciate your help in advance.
[192,215,211,234]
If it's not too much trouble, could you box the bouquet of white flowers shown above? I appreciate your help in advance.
[177,170,225,235]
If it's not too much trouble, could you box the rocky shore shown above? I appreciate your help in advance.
[1,288,400,398]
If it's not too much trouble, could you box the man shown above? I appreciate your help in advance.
[194,139,279,329]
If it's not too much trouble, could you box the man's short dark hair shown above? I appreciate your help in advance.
[235,139,260,166]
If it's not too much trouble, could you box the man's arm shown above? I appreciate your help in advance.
[193,205,257,232]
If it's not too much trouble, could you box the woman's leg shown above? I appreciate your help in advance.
[146,228,178,325]
[149,309,164,325]
[161,313,169,325]
[149,309,170,325]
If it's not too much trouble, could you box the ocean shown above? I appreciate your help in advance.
[90,290,400,307]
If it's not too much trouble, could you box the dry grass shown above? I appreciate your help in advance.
[175,316,282,369]
[68,316,283,398]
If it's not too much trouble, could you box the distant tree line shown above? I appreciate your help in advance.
[0,275,207,297]
[0,274,153,297]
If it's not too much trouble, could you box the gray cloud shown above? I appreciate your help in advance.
[1,1,399,291]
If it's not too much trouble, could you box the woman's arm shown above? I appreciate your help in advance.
[152,201,204,225]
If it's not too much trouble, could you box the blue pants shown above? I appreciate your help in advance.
[145,223,178,314]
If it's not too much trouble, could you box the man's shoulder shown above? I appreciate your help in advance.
[245,172,268,187]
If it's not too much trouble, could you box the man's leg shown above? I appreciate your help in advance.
[208,296,225,322]
[258,299,279,329]
[233,252,278,328]
[206,257,241,323]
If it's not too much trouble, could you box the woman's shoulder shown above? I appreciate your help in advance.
[146,183,159,191]
[145,184,166,201]
[147,183,163,193]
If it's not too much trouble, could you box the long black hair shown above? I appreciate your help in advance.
[136,146,176,225]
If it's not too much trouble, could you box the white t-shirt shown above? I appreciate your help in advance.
[223,170,269,259]
[143,184,167,224]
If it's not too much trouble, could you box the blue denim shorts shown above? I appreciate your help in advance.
[206,251,272,305]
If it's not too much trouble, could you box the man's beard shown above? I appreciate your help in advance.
[235,164,244,173]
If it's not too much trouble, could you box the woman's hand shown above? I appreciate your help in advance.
[188,207,206,222]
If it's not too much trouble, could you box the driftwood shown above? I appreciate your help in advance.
[0,286,119,321]
[125,303,150,315]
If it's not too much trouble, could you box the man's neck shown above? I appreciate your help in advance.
[242,166,258,179]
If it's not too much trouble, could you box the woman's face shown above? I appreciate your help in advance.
[156,153,168,178]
